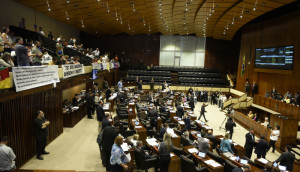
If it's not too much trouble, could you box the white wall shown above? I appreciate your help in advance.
[0,0,79,40]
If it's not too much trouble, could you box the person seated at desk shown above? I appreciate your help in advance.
[128,134,139,146]
[72,94,80,106]
[158,133,173,172]
[182,131,197,146]
[263,162,273,172]
[173,124,182,135]
[274,145,295,172]
[135,140,158,159]
[198,131,210,153]
[220,133,234,154]
[181,115,191,132]
[176,103,184,118]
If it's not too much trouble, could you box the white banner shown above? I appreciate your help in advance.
[12,66,60,92]
[62,64,84,78]
[92,63,102,70]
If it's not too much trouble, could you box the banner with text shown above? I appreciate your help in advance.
[62,64,84,78]
[13,66,60,92]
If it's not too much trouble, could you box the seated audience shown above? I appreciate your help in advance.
[220,133,234,154]
[0,52,14,67]
[261,117,269,127]
[247,111,253,119]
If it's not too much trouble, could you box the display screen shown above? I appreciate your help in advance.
[255,46,294,70]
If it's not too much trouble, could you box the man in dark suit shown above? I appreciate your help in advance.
[159,123,168,139]
[136,140,158,159]
[245,81,250,95]
[176,104,184,118]
[254,136,269,159]
[72,94,79,106]
[96,100,105,132]
[188,87,193,95]
[147,107,159,129]
[205,130,217,149]
[181,115,191,132]
[244,128,257,159]
[232,164,251,172]
[86,91,94,119]
[252,82,258,97]
[188,93,195,111]
[101,113,111,131]
[182,131,197,147]
[199,103,208,122]
[274,145,295,171]
[225,117,236,139]
[105,88,111,102]
[147,92,155,104]
[100,122,120,171]
[137,80,143,91]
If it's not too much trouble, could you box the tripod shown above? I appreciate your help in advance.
[219,115,228,130]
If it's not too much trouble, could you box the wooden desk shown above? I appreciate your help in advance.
[131,120,147,145]
[63,103,86,128]
[173,117,185,129]
[108,93,117,111]
[195,120,213,133]
[171,133,181,148]
[220,153,263,172]
[183,145,224,172]
[128,107,136,128]
[146,138,181,172]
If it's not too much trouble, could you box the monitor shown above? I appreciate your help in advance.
[92,69,97,80]
[255,46,294,70]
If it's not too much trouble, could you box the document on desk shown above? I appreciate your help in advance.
[188,148,198,154]
[125,153,131,162]
[204,160,215,165]
[121,143,130,152]
[195,120,201,124]
[178,121,185,125]
[258,158,268,164]
[211,162,221,167]
[146,138,158,146]
[135,126,142,129]
[170,153,175,157]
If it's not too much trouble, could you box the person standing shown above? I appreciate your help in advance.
[252,82,258,97]
[188,93,195,111]
[15,37,30,66]
[199,103,208,122]
[254,136,269,158]
[100,122,119,171]
[220,133,234,154]
[244,128,257,159]
[245,81,250,95]
[225,117,236,139]
[110,136,129,172]
[274,145,295,171]
[269,126,280,153]
[137,79,143,91]
[159,133,173,172]
[33,110,50,160]
[96,100,105,133]
[0,136,16,170]
[181,115,191,132]
[86,91,94,119]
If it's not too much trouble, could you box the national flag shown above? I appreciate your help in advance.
[0,67,11,89]
[241,55,245,77]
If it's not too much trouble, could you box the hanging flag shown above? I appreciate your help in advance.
[241,55,245,77]
[0,67,11,89]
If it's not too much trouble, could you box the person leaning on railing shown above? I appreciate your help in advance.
[0,52,14,67]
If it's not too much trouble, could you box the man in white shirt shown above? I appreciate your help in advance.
[38,27,45,36]
[0,136,16,170]
[94,48,100,57]
[269,125,280,153]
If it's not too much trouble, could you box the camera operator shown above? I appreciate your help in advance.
[225,117,236,139]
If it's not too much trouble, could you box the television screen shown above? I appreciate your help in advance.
[92,69,97,80]
[255,46,294,70]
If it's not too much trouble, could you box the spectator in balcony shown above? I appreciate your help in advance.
[253,113,258,121]
[31,41,43,66]
[0,52,14,67]
[48,31,53,40]
[94,48,100,57]
[1,27,12,53]
[18,18,26,29]
[15,37,30,66]
[73,56,80,64]
[56,40,64,57]
[271,87,277,99]
[0,136,16,170]
[57,35,63,42]
[283,90,292,100]
[60,55,69,65]
[38,27,45,36]
[292,92,300,106]
[247,111,253,119]
[252,82,258,97]
[8,32,16,44]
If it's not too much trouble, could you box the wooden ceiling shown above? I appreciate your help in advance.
[15,0,295,40]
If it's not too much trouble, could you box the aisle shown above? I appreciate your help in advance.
[21,102,281,171]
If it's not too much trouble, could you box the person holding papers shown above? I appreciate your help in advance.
[158,133,173,172]
[110,136,128,172]
[220,133,234,154]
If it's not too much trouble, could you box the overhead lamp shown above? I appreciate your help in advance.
[67,0,70,3]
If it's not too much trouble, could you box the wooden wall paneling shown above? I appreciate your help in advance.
[236,10,300,96]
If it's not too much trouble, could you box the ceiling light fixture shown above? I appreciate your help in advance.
[253,0,257,11]
[132,4,135,12]
[212,0,215,13]
[66,11,69,20]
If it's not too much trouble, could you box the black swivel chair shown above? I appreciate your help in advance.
[173,146,184,157]
[206,151,224,165]
[180,155,208,172]
[133,146,158,172]
[181,135,192,146]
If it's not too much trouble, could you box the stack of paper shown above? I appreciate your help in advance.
[188,148,198,154]
[146,138,158,146]
[135,126,142,129]
[195,120,201,124]
[204,160,215,165]
[230,156,237,161]
[178,121,185,125]
[211,162,221,167]
[121,143,130,152]
[258,158,268,164]
[170,153,175,157]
